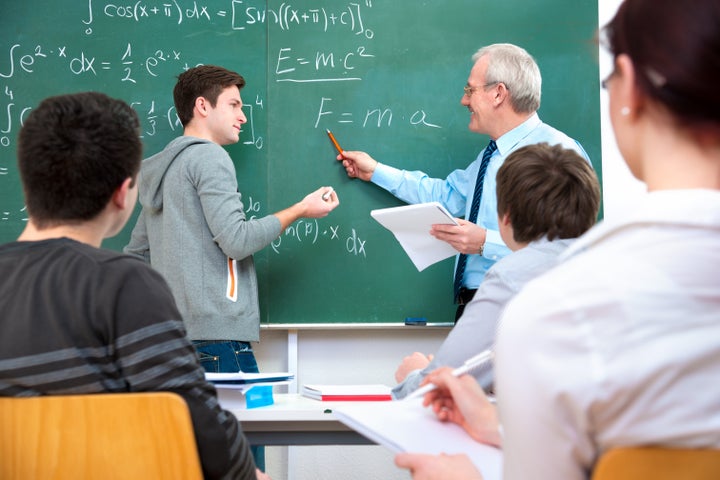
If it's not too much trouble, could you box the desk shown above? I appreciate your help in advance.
[222,392,375,446]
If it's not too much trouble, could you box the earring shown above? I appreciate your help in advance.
[620,106,630,116]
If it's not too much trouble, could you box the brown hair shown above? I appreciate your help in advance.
[173,65,246,126]
[496,143,600,244]
[602,0,720,133]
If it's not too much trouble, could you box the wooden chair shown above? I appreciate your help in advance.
[0,392,203,480]
[592,446,720,480]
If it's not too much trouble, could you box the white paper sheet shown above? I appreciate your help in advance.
[371,202,459,271]
[334,398,502,479]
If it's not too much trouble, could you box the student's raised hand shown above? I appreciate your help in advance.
[430,219,486,254]
[395,352,433,382]
[336,150,378,181]
[421,368,502,447]
[395,452,483,480]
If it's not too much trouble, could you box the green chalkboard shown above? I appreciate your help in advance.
[0,0,600,325]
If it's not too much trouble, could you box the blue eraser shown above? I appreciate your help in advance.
[405,317,427,326]
[245,385,274,409]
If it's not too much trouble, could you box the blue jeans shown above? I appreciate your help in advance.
[193,340,265,472]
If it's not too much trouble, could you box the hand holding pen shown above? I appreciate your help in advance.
[421,367,502,447]
[406,350,493,400]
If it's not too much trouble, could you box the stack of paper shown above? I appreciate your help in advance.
[334,398,502,479]
[206,371,294,409]
[370,202,459,271]
[206,371,294,389]
[301,384,393,401]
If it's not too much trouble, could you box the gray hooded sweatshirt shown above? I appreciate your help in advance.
[124,136,281,341]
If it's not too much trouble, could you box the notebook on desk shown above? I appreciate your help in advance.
[206,371,294,408]
[205,371,294,385]
[301,384,393,401]
[334,398,502,480]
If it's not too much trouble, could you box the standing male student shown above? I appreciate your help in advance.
[392,143,600,398]
[124,65,339,469]
[337,43,590,321]
[125,65,339,373]
[0,91,266,480]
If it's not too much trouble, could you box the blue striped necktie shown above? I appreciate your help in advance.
[453,140,497,300]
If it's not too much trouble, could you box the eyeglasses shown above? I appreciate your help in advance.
[602,68,667,90]
[464,82,500,97]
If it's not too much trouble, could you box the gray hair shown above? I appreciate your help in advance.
[473,44,542,113]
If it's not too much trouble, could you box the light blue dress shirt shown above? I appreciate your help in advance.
[371,113,590,290]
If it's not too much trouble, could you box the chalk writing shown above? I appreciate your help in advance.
[84,0,233,34]
[241,99,264,149]
[0,88,32,147]
[79,0,375,37]
[345,228,367,257]
[0,44,49,78]
[275,46,374,83]
[246,196,369,258]
[240,1,373,36]
[0,42,187,84]
[314,97,442,129]
[270,220,368,258]
[0,205,27,224]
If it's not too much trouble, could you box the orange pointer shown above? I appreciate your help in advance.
[326,129,344,154]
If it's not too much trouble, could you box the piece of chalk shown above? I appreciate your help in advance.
[322,187,334,201]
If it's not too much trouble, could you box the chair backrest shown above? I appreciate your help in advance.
[0,392,204,480]
[592,446,720,480]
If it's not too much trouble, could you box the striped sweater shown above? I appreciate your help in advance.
[0,238,255,480]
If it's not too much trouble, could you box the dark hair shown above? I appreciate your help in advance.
[496,143,600,243]
[17,92,142,228]
[173,65,246,126]
[602,0,720,131]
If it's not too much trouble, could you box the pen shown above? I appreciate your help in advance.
[405,349,494,400]
[322,187,334,201]
[326,129,344,154]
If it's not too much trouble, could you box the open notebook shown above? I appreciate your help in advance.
[334,398,502,480]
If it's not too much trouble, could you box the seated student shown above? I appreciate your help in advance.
[396,0,720,478]
[392,142,600,398]
[0,92,268,480]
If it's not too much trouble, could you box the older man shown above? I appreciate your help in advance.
[338,43,590,322]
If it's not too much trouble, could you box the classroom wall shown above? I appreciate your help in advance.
[253,1,645,479]
[598,2,646,216]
